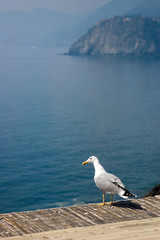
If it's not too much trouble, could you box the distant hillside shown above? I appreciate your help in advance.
[68,16,160,56]
[57,0,160,46]
[0,8,86,47]
[127,0,160,17]
[1,0,160,47]
[57,0,144,46]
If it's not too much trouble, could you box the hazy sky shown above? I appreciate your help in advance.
[0,0,112,14]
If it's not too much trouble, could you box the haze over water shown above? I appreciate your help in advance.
[0,47,160,213]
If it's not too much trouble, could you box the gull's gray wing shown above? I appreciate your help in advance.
[94,172,125,194]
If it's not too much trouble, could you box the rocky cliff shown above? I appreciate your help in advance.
[68,15,160,56]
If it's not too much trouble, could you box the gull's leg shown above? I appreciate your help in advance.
[98,193,106,205]
[107,193,113,205]
[103,192,105,205]
[111,193,113,204]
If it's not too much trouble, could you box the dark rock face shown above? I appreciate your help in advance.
[144,184,160,197]
[68,15,160,56]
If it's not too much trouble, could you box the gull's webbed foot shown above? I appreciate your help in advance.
[106,201,113,205]
[98,202,106,206]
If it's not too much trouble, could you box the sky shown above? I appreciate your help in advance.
[0,0,112,14]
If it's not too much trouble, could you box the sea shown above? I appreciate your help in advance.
[0,47,160,213]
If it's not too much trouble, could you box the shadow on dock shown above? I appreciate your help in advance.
[113,200,143,210]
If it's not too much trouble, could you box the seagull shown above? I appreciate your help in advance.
[82,156,137,205]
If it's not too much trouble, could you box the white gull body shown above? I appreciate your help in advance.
[82,156,136,204]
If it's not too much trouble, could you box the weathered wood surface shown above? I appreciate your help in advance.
[5,217,160,240]
[0,196,160,239]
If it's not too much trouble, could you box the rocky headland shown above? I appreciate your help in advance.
[68,15,160,56]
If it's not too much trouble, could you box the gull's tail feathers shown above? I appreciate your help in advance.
[121,188,137,198]
[113,182,137,199]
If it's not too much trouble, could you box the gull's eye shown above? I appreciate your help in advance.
[90,157,92,159]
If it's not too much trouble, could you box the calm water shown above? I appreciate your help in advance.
[0,47,160,213]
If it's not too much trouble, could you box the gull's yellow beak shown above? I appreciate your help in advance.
[82,161,88,165]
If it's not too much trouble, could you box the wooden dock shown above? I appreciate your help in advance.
[4,217,160,240]
[0,196,160,239]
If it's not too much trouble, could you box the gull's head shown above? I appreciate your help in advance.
[82,156,99,165]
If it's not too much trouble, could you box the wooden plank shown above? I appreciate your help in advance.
[142,198,160,214]
[3,213,34,235]
[0,218,20,238]
[95,205,125,222]
[0,197,160,238]
[52,207,85,228]
[35,209,64,230]
[60,207,93,227]
[112,202,150,220]
[3,217,160,240]
[137,198,160,217]
[68,205,105,225]
[48,208,76,229]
